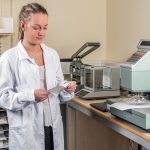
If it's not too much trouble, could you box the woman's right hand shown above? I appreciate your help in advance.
[34,89,49,102]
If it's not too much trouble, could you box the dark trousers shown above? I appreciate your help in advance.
[44,126,54,150]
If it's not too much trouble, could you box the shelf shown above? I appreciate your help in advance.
[0,33,13,37]
[0,125,8,134]
[0,140,8,149]
[0,108,9,149]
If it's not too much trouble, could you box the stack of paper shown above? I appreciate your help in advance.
[108,102,150,110]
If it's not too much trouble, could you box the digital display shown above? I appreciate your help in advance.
[140,41,150,46]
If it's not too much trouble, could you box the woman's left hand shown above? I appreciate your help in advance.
[64,81,77,93]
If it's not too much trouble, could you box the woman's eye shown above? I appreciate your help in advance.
[33,27,40,30]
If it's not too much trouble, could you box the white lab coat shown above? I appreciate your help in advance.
[0,41,73,150]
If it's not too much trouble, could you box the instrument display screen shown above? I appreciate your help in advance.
[140,41,150,46]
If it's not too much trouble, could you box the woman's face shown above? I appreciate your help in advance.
[21,13,48,45]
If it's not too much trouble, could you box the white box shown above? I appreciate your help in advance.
[0,17,13,34]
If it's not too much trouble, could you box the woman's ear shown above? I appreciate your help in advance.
[20,20,25,31]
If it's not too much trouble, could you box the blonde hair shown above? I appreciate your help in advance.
[18,3,48,40]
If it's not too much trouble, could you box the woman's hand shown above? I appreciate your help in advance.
[64,81,77,93]
[34,89,49,102]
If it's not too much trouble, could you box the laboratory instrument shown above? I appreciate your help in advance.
[76,63,120,99]
[70,42,100,92]
[108,39,150,131]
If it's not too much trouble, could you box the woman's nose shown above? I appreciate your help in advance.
[38,29,46,36]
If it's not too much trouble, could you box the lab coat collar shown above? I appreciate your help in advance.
[17,41,31,60]
[17,41,45,61]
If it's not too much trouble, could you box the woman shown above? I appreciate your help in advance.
[0,3,76,150]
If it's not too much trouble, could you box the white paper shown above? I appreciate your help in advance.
[0,141,3,146]
[0,134,6,140]
[108,102,150,110]
[0,117,7,124]
[0,140,8,148]
[0,126,4,134]
[48,86,64,95]
[103,68,111,88]
[48,81,70,95]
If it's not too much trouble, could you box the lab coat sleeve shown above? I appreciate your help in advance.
[0,55,35,111]
[59,90,74,103]
[54,54,74,102]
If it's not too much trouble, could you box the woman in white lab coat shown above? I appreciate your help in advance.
[0,3,76,150]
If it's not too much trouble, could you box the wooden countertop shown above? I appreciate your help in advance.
[71,97,150,142]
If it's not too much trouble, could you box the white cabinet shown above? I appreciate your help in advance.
[0,17,13,34]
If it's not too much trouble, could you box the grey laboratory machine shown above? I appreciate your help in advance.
[70,42,100,92]
[108,39,150,131]
[76,63,120,99]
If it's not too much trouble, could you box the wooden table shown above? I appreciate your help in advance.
[66,97,150,150]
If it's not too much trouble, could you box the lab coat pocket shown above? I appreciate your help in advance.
[9,124,34,150]
[7,110,22,127]
[7,105,32,127]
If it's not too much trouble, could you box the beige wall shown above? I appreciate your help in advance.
[45,0,106,61]
[0,0,106,61]
[0,0,12,54]
[107,0,150,63]
[1,0,150,63]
